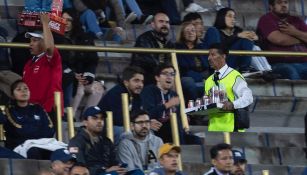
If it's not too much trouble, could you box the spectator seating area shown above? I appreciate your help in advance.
[0,0,306,175]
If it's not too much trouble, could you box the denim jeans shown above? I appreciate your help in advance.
[24,0,52,11]
[63,82,73,108]
[161,0,181,24]
[124,0,144,19]
[80,9,122,43]
[272,62,307,80]
[203,27,253,71]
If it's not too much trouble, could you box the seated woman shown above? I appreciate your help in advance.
[176,22,210,101]
[203,7,258,72]
[59,9,104,120]
[0,80,54,159]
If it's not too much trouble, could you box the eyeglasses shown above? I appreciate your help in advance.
[133,120,151,125]
[160,72,176,77]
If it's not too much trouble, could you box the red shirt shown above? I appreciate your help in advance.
[23,48,63,113]
[257,12,307,63]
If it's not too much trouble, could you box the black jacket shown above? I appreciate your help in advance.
[0,103,54,150]
[98,83,142,126]
[68,127,100,163]
[131,30,174,85]
[86,136,119,175]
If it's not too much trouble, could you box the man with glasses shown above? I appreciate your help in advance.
[203,143,234,175]
[141,63,180,142]
[204,43,253,132]
[117,109,163,172]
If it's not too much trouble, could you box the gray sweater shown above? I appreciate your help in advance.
[117,131,163,171]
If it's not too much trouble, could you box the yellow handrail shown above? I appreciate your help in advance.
[1,42,307,57]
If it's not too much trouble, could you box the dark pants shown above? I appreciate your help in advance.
[27,147,52,160]
[203,27,253,71]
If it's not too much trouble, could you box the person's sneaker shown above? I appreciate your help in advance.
[140,15,153,25]
[124,12,137,24]
[185,3,209,13]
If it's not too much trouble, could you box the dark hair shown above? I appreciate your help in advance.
[154,63,175,76]
[10,79,25,96]
[268,0,275,5]
[182,12,203,23]
[214,7,235,30]
[122,66,144,81]
[62,8,83,36]
[130,109,149,123]
[210,143,232,159]
[69,162,89,173]
[209,43,229,56]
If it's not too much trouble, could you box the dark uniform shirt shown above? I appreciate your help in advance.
[0,103,54,150]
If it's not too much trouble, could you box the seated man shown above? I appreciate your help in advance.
[117,109,163,172]
[203,143,234,175]
[141,63,200,144]
[98,66,145,144]
[257,0,307,80]
[149,143,184,175]
[131,12,174,85]
[68,106,105,163]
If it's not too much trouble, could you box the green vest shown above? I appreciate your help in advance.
[204,69,243,132]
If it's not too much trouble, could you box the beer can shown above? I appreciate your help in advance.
[188,100,194,108]
[195,98,201,107]
[203,95,209,106]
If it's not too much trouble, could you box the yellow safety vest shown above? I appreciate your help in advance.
[205,69,243,132]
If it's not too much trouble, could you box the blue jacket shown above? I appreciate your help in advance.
[98,83,142,126]
[0,103,55,150]
[175,43,209,82]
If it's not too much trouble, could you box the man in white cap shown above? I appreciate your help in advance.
[23,13,63,122]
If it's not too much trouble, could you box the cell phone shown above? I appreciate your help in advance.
[120,163,128,168]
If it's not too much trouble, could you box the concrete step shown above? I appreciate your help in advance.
[191,131,306,148]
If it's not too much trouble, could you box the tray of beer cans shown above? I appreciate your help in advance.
[184,85,229,116]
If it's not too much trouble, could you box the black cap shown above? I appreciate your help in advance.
[233,150,247,164]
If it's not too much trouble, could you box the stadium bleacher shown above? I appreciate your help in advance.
[0,0,306,175]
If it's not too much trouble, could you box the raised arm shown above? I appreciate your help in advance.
[40,13,54,56]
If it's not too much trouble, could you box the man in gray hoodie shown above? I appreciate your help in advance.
[117,109,163,172]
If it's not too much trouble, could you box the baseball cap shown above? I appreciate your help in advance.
[232,150,247,164]
[158,143,181,158]
[50,148,76,163]
[82,106,103,120]
[25,31,44,39]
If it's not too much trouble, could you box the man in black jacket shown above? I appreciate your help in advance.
[69,106,127,175]
[68,106,105,163]
[131,12,174,85]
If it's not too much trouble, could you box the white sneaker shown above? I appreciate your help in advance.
[124,12,137,24]
[185,3,208,13]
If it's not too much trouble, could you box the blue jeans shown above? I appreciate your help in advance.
[24,0,52,11]
[63,83,73,107]
[124,0,144,19]
[272,63,307,80]
[203,27,253,71]
[80,9,122,43]
[160,0,181,24]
